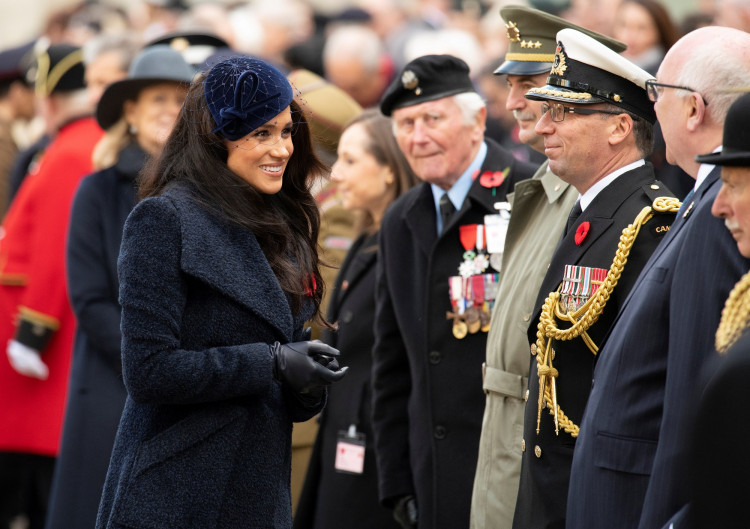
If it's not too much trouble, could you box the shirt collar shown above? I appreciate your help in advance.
[695,145,720,191]
[431,141,488,233]
[579,159,646,211]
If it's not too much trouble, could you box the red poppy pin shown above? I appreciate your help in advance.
[478,168,508,189]
[575,221,590,245]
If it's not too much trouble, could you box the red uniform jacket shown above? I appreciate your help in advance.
[0,117,103,456]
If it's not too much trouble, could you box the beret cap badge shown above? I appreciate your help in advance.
[401,70,421,95]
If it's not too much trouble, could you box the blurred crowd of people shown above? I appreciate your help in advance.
[1,0,750,528]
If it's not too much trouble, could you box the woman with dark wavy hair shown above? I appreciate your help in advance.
[95,56,347,529]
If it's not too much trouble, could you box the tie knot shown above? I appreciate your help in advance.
[439,193,456,234]
[439,193,455,216]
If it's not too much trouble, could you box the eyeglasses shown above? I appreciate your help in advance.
[645,80,709,105]
[540,102,623,123]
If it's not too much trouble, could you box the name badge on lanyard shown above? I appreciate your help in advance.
[335,424,366,474]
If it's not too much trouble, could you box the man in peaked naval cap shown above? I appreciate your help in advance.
[470,6,627,529]
[371,54,537,529]
[512,27,678,528]
[0,43,103,528]
[566,25,750,529]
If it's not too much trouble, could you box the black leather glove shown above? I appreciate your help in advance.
[392,494,418,529]
[270,340,347,394]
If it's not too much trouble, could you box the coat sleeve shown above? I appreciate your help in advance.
[370,221,416,506]
[118,197,277,405]
[66,174,123,370]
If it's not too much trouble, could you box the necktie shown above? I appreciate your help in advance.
[676,187,696,218]
[439,193,456,234]
[564,199,583,237]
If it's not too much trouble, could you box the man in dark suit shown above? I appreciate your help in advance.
[688,91,750,529]
[566,26,750,529]
[511,28,677,529]
[371,54,537,529]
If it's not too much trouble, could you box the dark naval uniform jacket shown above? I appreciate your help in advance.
[96,185,323,529]
[512,162,676,529]
[371,139,536,529]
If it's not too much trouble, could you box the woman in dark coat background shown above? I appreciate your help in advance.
[45,45,194,529]
[95,56,346,529]
[294,109,418,529]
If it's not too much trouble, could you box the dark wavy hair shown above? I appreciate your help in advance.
[139,73,328,323]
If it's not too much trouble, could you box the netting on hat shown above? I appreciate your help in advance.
[181,55,320,158]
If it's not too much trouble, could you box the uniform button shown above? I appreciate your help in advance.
[429,350,442,365]
[534,445,542,458]
[554,184,561,191]
[523,313,531,322]
[650,184,660,190]
[524,389,529,402]
[434,425,447,439]
[341,310,353,323]
[530,344,538,356]
[521,439,526,452]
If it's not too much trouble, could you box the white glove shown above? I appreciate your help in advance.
[7,339,48,380]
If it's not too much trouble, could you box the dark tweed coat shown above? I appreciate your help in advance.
[95,185,323,529]
[46,144,141,529]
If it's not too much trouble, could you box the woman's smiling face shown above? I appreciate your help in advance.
[225,106,294,194]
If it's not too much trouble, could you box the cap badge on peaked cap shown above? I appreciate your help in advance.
[506,21,521,43]
[550,43,568,77]
[401,70,421,95]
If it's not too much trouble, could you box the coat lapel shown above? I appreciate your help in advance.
[403,183,439,257]
[176,199,294,339]
[334,233,378,310]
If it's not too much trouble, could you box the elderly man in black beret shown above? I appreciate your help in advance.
[370,54,537,529]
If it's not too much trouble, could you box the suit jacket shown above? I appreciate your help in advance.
[566,167,750,529]
[371,139,537,529]
[0,117,102,457]
[470,161,578,529]
[294,232,400,529]
[513,163,675,529]
[690,328,750,529]
[96,185,323,529]
[45,144,142,529]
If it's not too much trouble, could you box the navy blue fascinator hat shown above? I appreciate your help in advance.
[205,56,293,141]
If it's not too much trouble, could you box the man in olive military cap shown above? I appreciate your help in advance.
[470,6,627,529]
[511,28,678,528]
[371,54,537,529]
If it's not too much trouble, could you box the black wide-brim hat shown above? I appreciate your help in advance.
[495,5,626,77]
[380,54,475,116]
[696,92,750,166]
[96,45,195,130]
[525,28,656,124]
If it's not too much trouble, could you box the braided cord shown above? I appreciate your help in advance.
[534,197,681,437]
[715,270,750,354]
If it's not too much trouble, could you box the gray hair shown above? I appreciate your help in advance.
[323,25,384,73]
[82,32,140,71]
[453,91,486,127]
[675,39,750,124]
